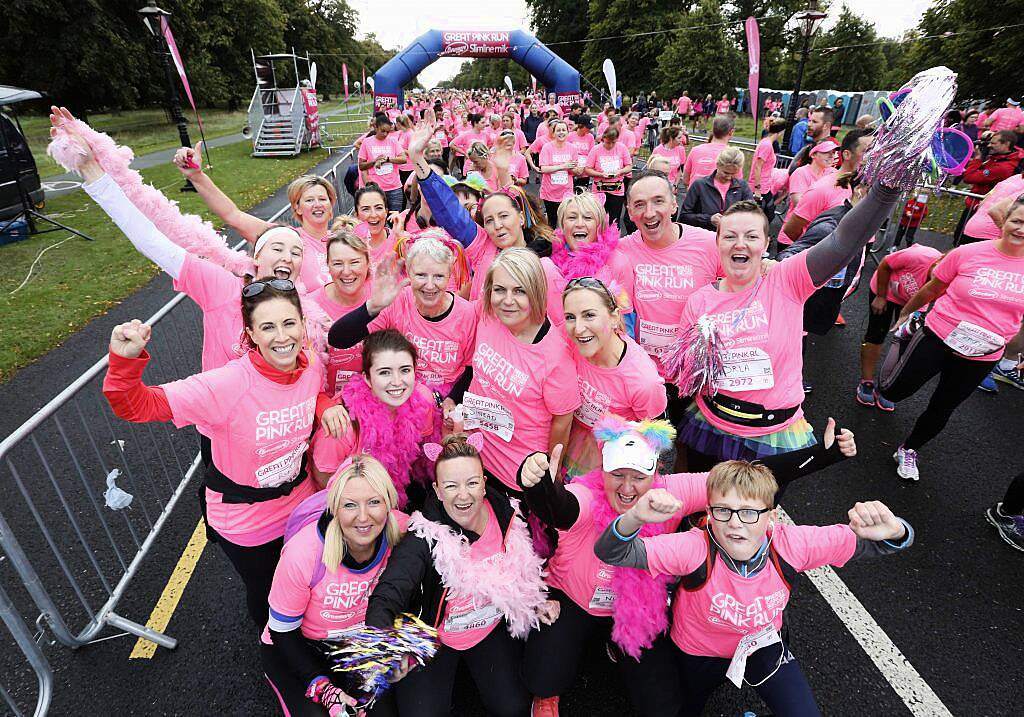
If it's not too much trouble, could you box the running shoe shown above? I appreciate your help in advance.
[803,380,814,394]
[977,373,999,393]
[856,380,877,406]
[993,364,1024,391]
[893,446,920,481]
[985,503,1024,553]
[874,390,895,412]
[532,696,560,717]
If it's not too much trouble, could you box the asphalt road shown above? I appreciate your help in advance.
[2,156,1022,717]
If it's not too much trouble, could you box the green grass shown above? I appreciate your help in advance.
[17,97,373,178]
[0,140,339,380]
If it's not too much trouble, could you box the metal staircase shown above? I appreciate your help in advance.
[246,49,313,158]
[252,109,306,157]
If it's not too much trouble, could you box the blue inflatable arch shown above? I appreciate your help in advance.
[372,29,581,111]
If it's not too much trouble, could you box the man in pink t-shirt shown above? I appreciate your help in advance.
[676,93,692,117]
[682,115,742,187]
[985,99,1024,132]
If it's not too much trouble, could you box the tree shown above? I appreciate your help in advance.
[802,5,885,89]
[524,0,589,71]
[443,59,531,93]
[580,0,684,101]
[721,0,808,88]
[655,0,745,99]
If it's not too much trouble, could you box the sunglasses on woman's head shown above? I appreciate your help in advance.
[242,278,296,298]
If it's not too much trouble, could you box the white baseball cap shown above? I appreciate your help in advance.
[602,433,659,476]
[1008,98,1021,107]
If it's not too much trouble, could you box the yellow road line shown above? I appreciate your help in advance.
[129,519,207,659]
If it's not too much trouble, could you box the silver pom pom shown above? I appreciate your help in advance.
[859,66,958,191]
[663,316,725,398]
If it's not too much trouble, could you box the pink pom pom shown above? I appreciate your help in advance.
[46,133,88,172]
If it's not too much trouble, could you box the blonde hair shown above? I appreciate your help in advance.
[646,155,673,175]
[326,227,370,262]
[322,455,402,571]
[706,460,778,508]
[330,214,360,231]
[483,247,547,325]
[562,277,623,331]
[717,147,744,169]
[287,175,337,210]
[557,192,609,234]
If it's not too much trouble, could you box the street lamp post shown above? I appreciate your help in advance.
[783,1,828,150]
[137,0,195,192]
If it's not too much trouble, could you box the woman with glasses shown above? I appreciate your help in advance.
[595,460,912,717]
[102,280,349,631]
[519,416,857,717]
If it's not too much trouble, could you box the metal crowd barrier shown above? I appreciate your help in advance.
[0,580,51,717]
[0,146,357,714]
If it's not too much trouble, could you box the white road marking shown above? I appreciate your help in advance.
[776,507,953,717]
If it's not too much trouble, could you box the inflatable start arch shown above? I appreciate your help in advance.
[373,29,581,111]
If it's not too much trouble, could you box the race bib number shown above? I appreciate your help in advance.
[725,624,782,688]
[589,586,617,611]
[637,319,677,357]
[599,157,620,174]
[377,163,394,176]
[552,170,569,185]
[255,441,307,488]
[326,624,364,641]
[332,369,357,392]
[462,392,515,442]
[716,347,774,392]
[574,396,605,428]
[943,321,1004,357]
[577,154,588,167]
[444,599,502,634]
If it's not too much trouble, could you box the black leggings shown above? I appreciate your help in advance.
[603,193,625,228]
[211,529,283,631]
[879,327,996,450]
[675,642,820,717]
[544,200,561,228]
[863,290,901,345]
[1002,471,1024,515]
[393,625,531,717]
[524,589,682,716]
[261,642,398,717]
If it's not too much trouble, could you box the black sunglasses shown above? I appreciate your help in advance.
[708,506,772,525]
[242,278,296,298]
[564,276,615,301]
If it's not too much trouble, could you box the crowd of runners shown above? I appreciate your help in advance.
[41,63,1024,717]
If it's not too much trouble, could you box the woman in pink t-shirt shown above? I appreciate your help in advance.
[312,329,437,508]
[172,148,338,294]
[262,455,409,717]
[538,120,578,226]
[596,461,912,716]
[779,139,839,245]
[393,114,416,188]
[365,434,552,717]
[353,184,397,266]
[650,126,687,190]
[560,279,666,477]
[879,197,1024,481]
[857,244,942,409]
[749,118,787,202]
[308,230,372,396]
[357,115,408,212]
[677,182,902,470]
[102,281,349,630]
[585,128,633,225]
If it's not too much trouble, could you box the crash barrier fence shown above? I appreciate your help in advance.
[0,147,356,717]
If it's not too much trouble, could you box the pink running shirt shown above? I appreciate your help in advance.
[964,174,1024,241]
[869,245,941,306]
[539,141,577,203]
[651,144,687,185]
[172,254,245,371]
[308,283,370,395]
[358,135,404,191]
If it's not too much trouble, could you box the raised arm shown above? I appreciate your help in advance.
[805,183,902,285]
[173,143,270,243]
[516,447,580,530]
[102,321,174,423]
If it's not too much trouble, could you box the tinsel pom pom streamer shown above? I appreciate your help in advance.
[662,316,725,399]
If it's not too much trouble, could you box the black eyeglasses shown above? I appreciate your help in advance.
[708,506,772,524]
[242,278,296,298]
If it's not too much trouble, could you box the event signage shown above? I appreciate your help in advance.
[374,93,399,112]
[301,89,320,147]
[439,31,512,58]
[557,92,583,109]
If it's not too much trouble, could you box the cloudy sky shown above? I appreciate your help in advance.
[351,0,934,89]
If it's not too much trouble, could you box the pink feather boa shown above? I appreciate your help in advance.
[574,469,673,660]
[47,118,333,362]
[408,501,547,639]
[550,224,621,280]
[342,378,439,509]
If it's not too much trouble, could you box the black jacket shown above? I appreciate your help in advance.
[365,484,519,631]
[680,170,754,230]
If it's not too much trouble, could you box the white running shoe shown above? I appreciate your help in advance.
[893,446,920,481]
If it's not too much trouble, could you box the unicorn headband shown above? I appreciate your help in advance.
[422,432,485,463]
[593,414,676,476]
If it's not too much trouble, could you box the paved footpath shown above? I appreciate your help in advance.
[2,154,1022,715]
